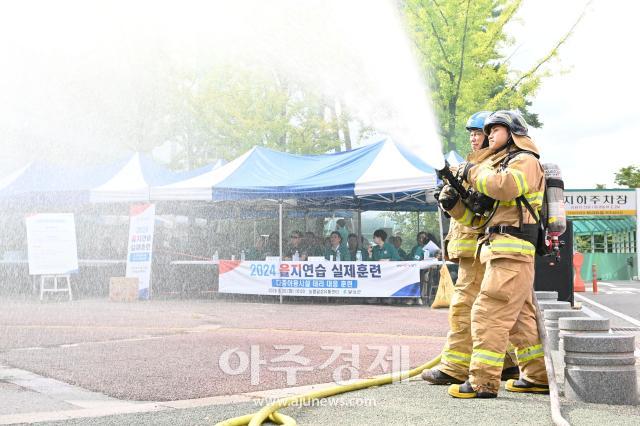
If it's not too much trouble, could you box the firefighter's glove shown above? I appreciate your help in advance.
[433,183,444,205]
[436,184,459,211]
[460,162,475,183]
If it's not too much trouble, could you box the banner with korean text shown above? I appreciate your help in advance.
[125,204,155,300]
[564,189,636,216]
[218,260,438,297]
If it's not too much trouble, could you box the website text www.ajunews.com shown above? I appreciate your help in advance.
[253,397,377,408]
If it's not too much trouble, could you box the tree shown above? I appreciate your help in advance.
[381,211,441,251]
[165,63,367,168]
[403,0,587,155]
[614,166,640,188]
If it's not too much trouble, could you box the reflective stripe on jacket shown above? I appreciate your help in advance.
[445,219,481,259]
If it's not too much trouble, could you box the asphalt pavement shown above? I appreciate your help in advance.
[0,285,639,425]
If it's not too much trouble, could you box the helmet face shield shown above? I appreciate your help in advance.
[483,110,528,136]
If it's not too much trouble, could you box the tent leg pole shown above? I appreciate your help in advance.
[437,211,445,266]
[279,202,283,258]
[279,201,283,304]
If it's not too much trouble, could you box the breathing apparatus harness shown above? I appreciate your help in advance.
[484,146,567,262]
[436,138,568,261]
[484,147,541,250]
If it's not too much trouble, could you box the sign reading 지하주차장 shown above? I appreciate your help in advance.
[25,213,79,275]
[564,189,636,216]
[125,204,155,300]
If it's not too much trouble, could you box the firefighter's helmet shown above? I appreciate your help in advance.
[483,110,528,136]
[465,111,492,131]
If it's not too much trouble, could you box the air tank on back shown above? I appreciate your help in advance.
[542,163,567,237]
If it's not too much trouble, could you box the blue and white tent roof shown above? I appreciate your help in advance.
[445,150,465,166]
[0,161,95,207]
[151,139,440,211]
[0,163,31,192]
[0,153,222,207]
[89,153,182,203]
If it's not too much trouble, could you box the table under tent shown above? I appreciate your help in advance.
[0,153,222,298]
[149,138,448,301]
[0,140,449,301]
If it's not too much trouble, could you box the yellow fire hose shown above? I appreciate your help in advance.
[216,293,568,425]
[215,355,442,426]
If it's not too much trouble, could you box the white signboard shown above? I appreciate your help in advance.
[218,260,439,297]
[25,213,79,275]
[564,190,636,216]
[125,204,155,300]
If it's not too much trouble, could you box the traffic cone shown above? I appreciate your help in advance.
[573,251,585,292]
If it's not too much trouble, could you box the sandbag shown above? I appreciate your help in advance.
[431,263,454,308]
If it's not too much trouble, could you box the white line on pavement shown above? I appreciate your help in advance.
[579,305,602,318]
[575,294,640,328]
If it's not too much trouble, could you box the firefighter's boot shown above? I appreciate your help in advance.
[500,366,520,381]
[421,368,464,385]
[448,381,497,399]
[505,378,549,394]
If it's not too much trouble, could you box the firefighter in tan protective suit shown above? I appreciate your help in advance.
[422,111,519,386]
[437,110,549,398]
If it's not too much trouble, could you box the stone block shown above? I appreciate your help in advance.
[538,300,571,311]
[558,317,610,355]
[544,309,586,321]
[535,291,558,300]
[558,317,610,331]
[563,333,635,354]
[543,309,587,350]
[564,333,637,405]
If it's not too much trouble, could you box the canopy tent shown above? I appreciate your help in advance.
[0,154,225,208]
[445,150,465,166]
[151,139,440,211]
[0,163,32,191]
[89,153,196,203]
[0,160,101,208]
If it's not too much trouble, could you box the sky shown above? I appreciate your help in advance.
[505,0,639,189]
[0,0,444,170]
[0,0,637,189]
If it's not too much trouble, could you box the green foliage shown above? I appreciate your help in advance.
[167,64,359,169]
[614,165,640,188]
[574,235,593,253]
[403,0,570,154]
[380,211,441,251]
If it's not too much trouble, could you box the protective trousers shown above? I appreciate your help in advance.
[469,257,547,394]
[439,257,517,381]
